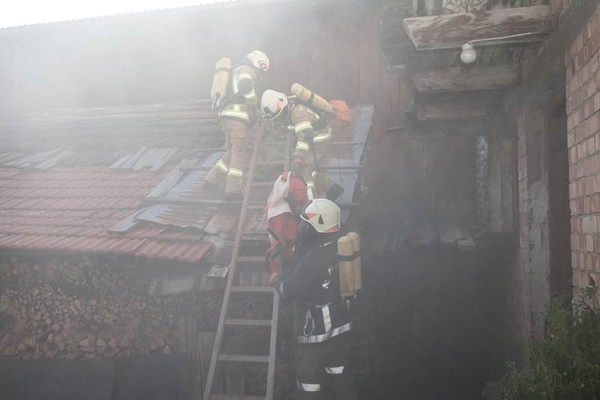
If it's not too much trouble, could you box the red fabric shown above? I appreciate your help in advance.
[286,172,309,210]
[265,172,309,275]
[330,100,353,126]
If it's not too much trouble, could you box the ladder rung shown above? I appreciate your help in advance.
[225,318,272,326]
[256,160,284,166]
[212,395,266,400]
[237,256,266,263]
[218,354,269,363]
[231,286,274,293]
[242,230,268,236]
[251,181,274,188]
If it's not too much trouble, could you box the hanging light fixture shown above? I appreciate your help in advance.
[460,43,477,64]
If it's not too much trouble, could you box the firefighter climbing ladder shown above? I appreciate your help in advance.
[203,126,291,400]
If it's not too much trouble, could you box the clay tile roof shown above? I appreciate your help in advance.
[0,166,212,263]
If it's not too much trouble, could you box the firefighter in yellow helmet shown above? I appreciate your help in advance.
[204,50,270,200]
[261,89,344,200]
[271,199,359,400]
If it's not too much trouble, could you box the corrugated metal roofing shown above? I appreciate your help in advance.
[0,166,212,263]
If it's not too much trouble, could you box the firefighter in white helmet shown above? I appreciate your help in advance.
[204,50,270,200]
[270,198,359,400]
[261,89,344,200]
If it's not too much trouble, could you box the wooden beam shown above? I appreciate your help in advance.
[442,0,486,14]
[411,64,520,93]
[403,6,556,50]
[407,96,503,121]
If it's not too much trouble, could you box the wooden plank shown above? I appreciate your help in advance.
[199,332,224,396]
[218,354,269,363]
[411,64,520,93]
[407,96,503,121]
[203,127,266,400]
[403,6,556,50]
[230,286,274,294]
[224,319,272,326]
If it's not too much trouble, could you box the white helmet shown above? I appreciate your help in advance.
[246,50,270,72]
[261,89,288,120]
[300,198,341,234]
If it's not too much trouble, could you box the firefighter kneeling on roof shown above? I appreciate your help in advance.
[204,50,270,200]
[260,86,352,200]
[270,199,360,400]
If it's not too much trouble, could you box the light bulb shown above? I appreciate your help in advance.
[460,42,477,64]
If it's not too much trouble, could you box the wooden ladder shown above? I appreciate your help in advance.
[202,127,290,400]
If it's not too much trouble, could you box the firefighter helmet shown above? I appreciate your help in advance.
[246,50,270,72]
[261,89,289,120]
[300,198,341,234]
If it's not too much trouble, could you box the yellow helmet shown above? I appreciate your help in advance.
[300,198,341,234]
[246,50,270,72]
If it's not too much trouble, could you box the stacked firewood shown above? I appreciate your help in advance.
[0,256,220,360]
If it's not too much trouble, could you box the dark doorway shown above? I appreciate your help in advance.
[547,92,572,297]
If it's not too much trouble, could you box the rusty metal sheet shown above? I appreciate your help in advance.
[164,170,204,199]
[243,209,268,234]
[135,203,218,230]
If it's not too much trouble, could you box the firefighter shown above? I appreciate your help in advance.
[271,198,359,400]
[265,171,309,283]
[204,50,270,200]
[260,90,344,200]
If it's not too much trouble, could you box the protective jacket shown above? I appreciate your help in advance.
[290,104,336,196]
[273,233,352,344]
[218,64,258,124]
[291,104,333,159]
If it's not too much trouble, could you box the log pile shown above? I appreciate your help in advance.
[0,256,220,360]
[0,254,295,398]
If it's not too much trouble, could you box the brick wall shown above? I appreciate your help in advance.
[566,8,600,299]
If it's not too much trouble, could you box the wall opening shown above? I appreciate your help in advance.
[547,92,572,297]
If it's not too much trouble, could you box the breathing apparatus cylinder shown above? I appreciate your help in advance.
[337,235,356,298]
[210,57,232,109]
[291,83,334,115]
[347,232,362,291]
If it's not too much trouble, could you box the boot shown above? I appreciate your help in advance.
[325,183,344,201]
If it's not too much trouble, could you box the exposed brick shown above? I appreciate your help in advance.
[590,112,599,134]
[585,196,592,213]
[587,234,595,252]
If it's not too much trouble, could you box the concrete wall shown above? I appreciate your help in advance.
[566,6,600,299]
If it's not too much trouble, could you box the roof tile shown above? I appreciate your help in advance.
[0,166,211,263]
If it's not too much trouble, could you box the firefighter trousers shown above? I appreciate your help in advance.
[205,119,248,194]
[294,334,360,400]
[294,139,336,198]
